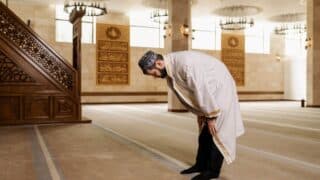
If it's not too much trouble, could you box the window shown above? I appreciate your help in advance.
[192,19,221,50]
[129,11,164,48]
[285,33,306,56]
[55,5,95,44]
[245,23,271,54]
[192,30,215,50]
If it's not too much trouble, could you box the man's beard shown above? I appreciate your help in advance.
[159,67,167,79]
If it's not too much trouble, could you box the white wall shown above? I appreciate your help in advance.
[284,55,307,100]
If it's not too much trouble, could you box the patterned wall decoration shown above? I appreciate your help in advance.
[96,24,130,84]
[0,6,75,91]
[221,33,245,86]
[0,2,81,125]
[0,50,35,83]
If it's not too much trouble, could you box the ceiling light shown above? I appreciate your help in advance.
[150,8,168,24]
[220,17,254,31]
[270,13,306,36]
[149,0,168,24]
[64,0,107,16]
[213,5,262,31]
[274,23,306,35]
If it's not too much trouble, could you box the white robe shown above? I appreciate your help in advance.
[164,50,245,164]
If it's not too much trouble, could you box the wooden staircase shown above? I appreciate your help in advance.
[0,2,88,125]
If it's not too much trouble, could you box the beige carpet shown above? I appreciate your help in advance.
[83,101,320,180]
[0,125,188,180]
[1,101,319,180]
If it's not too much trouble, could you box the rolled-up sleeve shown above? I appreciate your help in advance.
[185,65,221,118]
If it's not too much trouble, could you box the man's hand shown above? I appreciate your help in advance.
[207,118,217,135]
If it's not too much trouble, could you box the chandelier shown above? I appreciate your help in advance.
[64,0,107,16]
[213,5,262,31]
[148,0,168,24]
[220,17,254,31]
[274,23,306,35]
[270,13,306,36]
[150,8,168,24]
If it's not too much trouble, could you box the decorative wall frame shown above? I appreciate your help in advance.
[96,24,130,85]
[221,33,245,86]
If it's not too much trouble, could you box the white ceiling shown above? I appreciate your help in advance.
[8,0,307,22]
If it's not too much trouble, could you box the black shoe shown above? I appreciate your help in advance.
[191,171,219,180]
[180,165,201,174]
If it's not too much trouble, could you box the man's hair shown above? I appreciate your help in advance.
[157,54,164,61]
[138,51,163,74]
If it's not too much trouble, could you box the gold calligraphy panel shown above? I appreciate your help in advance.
[98,41,128,51]
[97,73,128,84]
[221,33,245,86]
[98,51,128,62]
[96,24,130,84]
[97,62,128,73]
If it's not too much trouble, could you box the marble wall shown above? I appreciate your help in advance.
[8,2,284,103]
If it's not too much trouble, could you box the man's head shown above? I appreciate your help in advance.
[138,50,167,78]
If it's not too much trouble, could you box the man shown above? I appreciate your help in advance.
[138,50,245,180]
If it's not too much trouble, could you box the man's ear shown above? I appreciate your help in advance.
[155,60,162,67]
[155,60,164,68]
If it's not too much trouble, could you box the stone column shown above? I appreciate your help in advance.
[306,0,320,107]
[166,0,192,112]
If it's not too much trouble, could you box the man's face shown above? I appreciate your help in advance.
[145,60,167,78]
[146,67,164,78]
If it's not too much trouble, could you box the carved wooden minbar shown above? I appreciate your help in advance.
[0,2,88,125]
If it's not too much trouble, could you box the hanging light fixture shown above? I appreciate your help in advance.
[219,17,254,31]
[149,0,168,24]
[274,23,306,35]
[213,5,262,31]
[146,0,197,24]
[270,13,306,36]
[64,0,107,16]
[150,8,168,24]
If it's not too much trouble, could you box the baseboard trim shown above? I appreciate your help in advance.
[168,109,189,112]
[281,99,302,101]
[239,99,294,102]
[81,91,284,97]
[306,105,320,108]
[81,101,167,105]
[0,119,92,126]
[238,91,284,95]
[82,99,300,104]
[82,92,167,96]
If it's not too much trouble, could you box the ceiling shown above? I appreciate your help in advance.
[8,0,307,22]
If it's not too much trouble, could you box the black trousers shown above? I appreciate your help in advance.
[195,122,224,175]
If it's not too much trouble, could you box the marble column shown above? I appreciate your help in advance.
[166,0,192,112]
[306,0,320,107]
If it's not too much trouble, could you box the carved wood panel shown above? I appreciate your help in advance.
[0,96,20,122]
[0,50,35,83]
[53,96,76,120]
[96,24,130,85]
[0,3,75,91]
[24,96,50,121]
[0,3,82,125]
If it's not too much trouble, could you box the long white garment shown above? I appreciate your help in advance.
[164,51,245,164]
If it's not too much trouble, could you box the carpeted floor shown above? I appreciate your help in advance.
[1,101,319,180]
[83,101,320,180]
[0,124,188,180]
